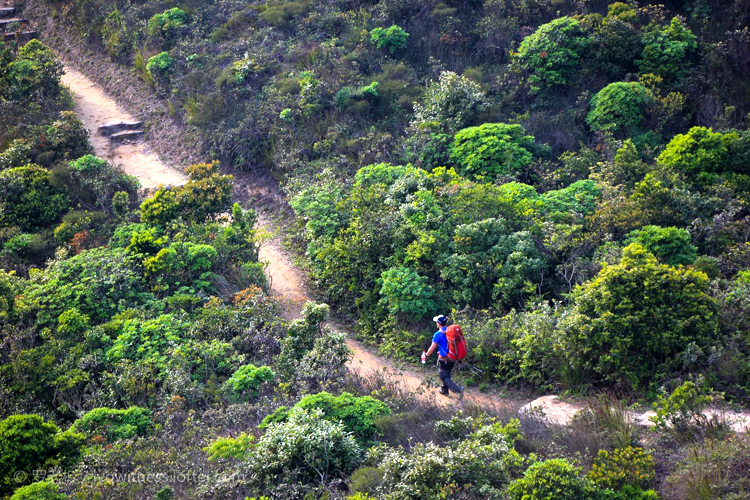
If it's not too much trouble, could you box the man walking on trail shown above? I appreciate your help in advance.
[422,315,464,399]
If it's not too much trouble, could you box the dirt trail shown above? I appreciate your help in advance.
[61,61,750,431]
[61,67,186,189]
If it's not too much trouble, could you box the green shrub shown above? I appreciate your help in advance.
[57,308,90,338]
[71,406,153,442]
[657,126,731,185]
[563,243,719,390]
[223,364,276,401]
[449,123,536,179]
[9,480,66,500]
[0,165,71,231]
[101,8,133,61]
[650,381,713,433]
[412,71,487,133]
[248,408,362,488]
[513,17,589,92]
[0,415,84,495]
[507,459,596,500]
[587,82,654,135]
[637,17,697,81]
[146,52,174,89]
[294,392,391,444]
[378,266,437,318]
[587,447,655,490]
[204,432,255,461]
[624,225,697,266]
[18,246,150,325]
[148,8,190,44]
[370,25,409,54]
[374,420,527,498]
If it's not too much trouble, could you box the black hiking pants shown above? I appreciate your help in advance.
[438,359,462,394]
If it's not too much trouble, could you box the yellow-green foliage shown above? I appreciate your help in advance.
[587,447,655,490]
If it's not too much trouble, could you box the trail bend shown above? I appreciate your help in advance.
[60,61,750,431]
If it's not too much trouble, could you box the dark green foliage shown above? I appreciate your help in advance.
[72,406,153,442]
[563,243,719,390]
[0,415,84,495]
[449,123,536,180]
[370,25,409,54]
[0,165,71,231]
[637,17,697,81]
[587,82,654,136]
[625,225,698,266]
[513,17,589,92]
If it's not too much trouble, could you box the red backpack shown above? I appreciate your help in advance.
[446,324,467,362]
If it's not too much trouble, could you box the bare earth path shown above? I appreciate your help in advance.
[61,62,750,431]
[61,67,186,189]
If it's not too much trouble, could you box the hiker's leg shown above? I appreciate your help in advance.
[439,361,462,394]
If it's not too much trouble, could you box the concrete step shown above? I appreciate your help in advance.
[0,17,26,29]
[97,120,144,136]
[0,7,16,18]
[2,30,35,42]
[110,130,144,143]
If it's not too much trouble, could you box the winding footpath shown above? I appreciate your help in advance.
[60,62,750,431]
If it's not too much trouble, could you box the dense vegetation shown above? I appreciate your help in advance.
[3,0,750,497]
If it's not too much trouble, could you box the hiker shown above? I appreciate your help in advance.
[422,315,465,399]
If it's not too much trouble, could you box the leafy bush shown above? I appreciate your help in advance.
[507,459,596,500]
[18,246,150,325]
[0,165,71,231]
[378,266,437,318]
[657,127,732,185]
[637,17,697,81]
[373,419,527,498]
[248,408,362,490]
[563,243,719,390]
[513,17,589,92]
[449,123,536,179]
[260,1,310,27]
[412,71,487,133]
[587,447,655,491]
[0,415,84,495]
[223,364,276,401]
[370,25,409,54]
[148,8,190,44]
[293,392,391,444]
[204,432,255,461]
[9,481,66,500]
[71,406,153,442]
[587,82,654,135]
[650,381,713,433]
[147,52,174,89]
[624,225,697,266]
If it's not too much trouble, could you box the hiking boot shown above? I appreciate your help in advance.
[457,386,465,401]
[438,388,449,396]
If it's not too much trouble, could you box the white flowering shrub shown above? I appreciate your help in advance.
[412,71,488,133]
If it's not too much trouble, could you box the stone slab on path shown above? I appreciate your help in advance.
[60,65,186,189]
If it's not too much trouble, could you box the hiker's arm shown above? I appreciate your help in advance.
[425,342,439,357]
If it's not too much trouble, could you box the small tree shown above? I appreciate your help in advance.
[449,123,536,180]
[513,17,589,93]
[147,52,174,89]
[587,82,654,136]
[563,243,719,390]
[637,17,697,81]
[378,266,437,318]
[370,25,409,54]
[658,126,730,185]
[412,71,488,133]
[625,225,698,266]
